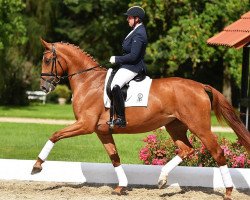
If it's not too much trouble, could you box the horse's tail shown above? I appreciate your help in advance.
[204,85,250,152]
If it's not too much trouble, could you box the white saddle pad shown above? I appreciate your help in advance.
[104,69,152,108]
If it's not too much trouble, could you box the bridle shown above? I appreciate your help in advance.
[41,44,106,90]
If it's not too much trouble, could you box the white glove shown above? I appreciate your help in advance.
[109,56,116,64]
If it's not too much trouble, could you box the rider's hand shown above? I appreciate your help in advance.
[109,56,116,64]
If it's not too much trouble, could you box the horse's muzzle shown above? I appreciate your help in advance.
[40,78,56,94]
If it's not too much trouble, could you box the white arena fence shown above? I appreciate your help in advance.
[26,91,46,104]
[0,159,249,189]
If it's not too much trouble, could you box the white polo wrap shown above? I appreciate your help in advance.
[38,140,54,161]
[160,155,183,177]
[219,165,234,188]
[114,165,128,187]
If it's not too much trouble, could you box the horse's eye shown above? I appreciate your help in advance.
[44,58,51,65]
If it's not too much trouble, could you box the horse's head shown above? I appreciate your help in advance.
[40,39,67,94]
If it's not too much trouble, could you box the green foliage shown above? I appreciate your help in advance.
[0,0,27,49]
[0,0,29,105]
[1,0,248,105]
[132,0,248,89]
[54,0,130,61]
[52,84,71,99]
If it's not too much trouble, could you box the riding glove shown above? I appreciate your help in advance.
[109,56,116,64]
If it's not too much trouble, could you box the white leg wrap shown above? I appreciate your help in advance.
[160,155,183,178]
[114,165,128,187]
[161,155,182,175]
[38,140,54,161]
[219,165,233,188]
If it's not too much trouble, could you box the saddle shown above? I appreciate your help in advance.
[106,68,146,101]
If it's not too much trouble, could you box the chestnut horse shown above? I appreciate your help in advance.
[32,39,250,200]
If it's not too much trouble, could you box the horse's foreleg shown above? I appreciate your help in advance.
[158,120,193,189]
[97,134,128,195]
[31,121,90,175]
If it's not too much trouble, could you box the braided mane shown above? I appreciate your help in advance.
[57,41,97,62]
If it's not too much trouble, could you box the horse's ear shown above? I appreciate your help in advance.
[40,38,50,50]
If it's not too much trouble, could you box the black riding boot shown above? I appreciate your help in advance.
[112,85,126,128]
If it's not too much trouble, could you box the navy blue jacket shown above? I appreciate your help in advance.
[115,24,147,73]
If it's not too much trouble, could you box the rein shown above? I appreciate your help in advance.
[61,65,104,80]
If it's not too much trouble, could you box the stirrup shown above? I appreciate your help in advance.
[107,120,115,129]
[114,118,126,128]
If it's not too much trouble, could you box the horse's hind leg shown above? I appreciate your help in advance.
[158,119,194,188]
[97,133,128,195]
[188,125,233,200]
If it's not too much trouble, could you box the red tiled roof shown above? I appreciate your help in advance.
[207,11,250,49]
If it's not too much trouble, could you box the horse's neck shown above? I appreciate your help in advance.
[58,43,106,95]
[67,55,106,94]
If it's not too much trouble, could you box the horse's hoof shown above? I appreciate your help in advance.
[158,175,168,189]
[158,179,167,189]
[31,166,42,175]
[111,186,128,196]
[158,174,168,189]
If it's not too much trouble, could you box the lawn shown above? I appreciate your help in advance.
[0,122,237,164]
[0,103,236,164]
[0,122,149,164]
[0,103,74,119]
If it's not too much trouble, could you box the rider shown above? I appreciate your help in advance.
[109,5,148,128]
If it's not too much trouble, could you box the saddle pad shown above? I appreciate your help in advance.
[104,68,152,108]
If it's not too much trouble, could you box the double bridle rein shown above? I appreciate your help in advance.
[41,44,106,90]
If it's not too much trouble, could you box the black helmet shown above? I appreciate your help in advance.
[124,6,145,21]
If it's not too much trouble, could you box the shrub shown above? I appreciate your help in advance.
[53,85,71,99]
[139,129,250,168]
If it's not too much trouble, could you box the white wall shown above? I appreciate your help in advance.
[0,159,249,189]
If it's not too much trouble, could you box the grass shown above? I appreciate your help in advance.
[0,103,226,126]
[0,122,237,163]
[0,103,234,163]
[0,103,74,119]
[0,122,149,164]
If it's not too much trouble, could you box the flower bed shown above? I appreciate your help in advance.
[139,129,250,168]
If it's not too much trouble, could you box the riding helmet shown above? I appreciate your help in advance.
[124,6,145,21]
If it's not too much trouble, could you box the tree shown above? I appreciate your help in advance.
[0,0,28,105]
[54,0,131,62]
[131,0,249,104]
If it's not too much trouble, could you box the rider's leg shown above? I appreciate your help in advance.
[112,85,126,127]
[111,68,138,89]
[111,68,137,127]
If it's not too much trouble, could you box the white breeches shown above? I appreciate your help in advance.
[111,68,138,90]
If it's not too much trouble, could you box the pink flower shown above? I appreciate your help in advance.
[199,143,206,154]
[221,145,232,156]
[152,158,166,165]
[233,154,246,168]
[146,134,157,143]
[139,147,151,161]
